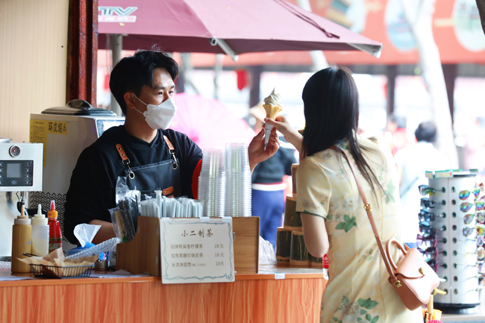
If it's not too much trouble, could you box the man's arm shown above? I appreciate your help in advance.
[89,220,116,244]
[64,146,117,245]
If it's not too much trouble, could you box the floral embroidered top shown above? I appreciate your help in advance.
[295,135,422,323]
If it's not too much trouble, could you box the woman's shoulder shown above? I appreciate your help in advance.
[358,134,393,160]
[305,149,339,168]
[358,134,385,149]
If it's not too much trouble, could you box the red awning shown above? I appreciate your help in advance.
[98,0,382,58]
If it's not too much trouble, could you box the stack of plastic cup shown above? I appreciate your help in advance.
[198,148,226,217]
[225,143,252,217]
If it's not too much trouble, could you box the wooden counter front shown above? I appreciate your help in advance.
[0,268,326,323]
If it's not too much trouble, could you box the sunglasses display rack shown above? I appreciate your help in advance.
[420,169,481,311]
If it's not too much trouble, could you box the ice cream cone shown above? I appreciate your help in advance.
[263,103,283,120]
[262,88,283,150]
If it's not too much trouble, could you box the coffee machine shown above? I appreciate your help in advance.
[29,113,124,251]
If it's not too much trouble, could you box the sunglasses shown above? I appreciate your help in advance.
[478,246,485,260]
[419,224,446,235]
[459,188,481,200]
[419,185,436,196]
[419,247,439,262]
[476,201,485,211]
[477,212,485,224]
[453,262,480,269]
[460,202,474,213]
[452,250,478,257]
[453,237,478,244]
[416,233,436,247]
[421,198,436,208]
[427,260,447,272]
[478,226,485,236]
[416,236,446,249]
[419,225,435,235]
[478,236,485,246]
[479,261,485,273]
[465,274,485,280]
[464,214,476,225]
[418,210,445,221]
[467,287,485,293]
[463,227,476,237]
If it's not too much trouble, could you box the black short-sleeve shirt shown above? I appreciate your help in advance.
[64,126,202,244]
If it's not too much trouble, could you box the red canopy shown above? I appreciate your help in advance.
[98,0,382,57]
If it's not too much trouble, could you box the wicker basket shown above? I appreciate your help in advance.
[30,264,93,278]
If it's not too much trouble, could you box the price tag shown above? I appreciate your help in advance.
[160,217,235,284]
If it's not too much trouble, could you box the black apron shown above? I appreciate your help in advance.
[116,136,181,227]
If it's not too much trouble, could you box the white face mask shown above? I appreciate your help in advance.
[133,95,177,130]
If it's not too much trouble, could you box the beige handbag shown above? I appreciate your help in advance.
[338,147,440,310]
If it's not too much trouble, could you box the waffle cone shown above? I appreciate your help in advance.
[263,104,283,119]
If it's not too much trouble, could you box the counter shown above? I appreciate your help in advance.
[0,266,325,323]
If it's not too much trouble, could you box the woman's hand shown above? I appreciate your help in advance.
[264,116,303,152]
[248,126,280,172]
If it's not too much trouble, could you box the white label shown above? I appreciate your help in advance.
[160,218,235,284]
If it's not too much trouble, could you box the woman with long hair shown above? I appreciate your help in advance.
[266,67,422,322]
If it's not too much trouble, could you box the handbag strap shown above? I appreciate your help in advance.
[331,146,399,285]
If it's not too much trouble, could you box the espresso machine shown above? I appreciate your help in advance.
[29,113,124,251]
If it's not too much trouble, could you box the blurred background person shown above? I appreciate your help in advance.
[462,116,485,176]
[394,121,451,248]
[384,114,409,156]
[248,102,297,248]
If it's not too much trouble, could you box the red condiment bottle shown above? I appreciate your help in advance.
[47,200,62,253]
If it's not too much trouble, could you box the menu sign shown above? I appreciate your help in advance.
[160,217,235,284]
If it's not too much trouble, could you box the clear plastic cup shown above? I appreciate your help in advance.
[224,143,252,217]
[199,148,226,217]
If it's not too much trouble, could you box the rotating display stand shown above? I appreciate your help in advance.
[422,170,481,310]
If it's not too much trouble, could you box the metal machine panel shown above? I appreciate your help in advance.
[29,114,124,250]
[0,143,43,192]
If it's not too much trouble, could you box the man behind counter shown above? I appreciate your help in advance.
[64,50,280,245]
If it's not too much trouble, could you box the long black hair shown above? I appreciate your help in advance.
[302,67,383,195]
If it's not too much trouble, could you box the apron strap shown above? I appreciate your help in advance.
[163,135,178,170]
[116,135,178,180]
[116,143,135,179]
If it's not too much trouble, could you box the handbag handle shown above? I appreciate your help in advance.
[386,239,408,271]
[332,146,400,285]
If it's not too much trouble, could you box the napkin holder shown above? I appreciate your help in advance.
[116,216,260,276]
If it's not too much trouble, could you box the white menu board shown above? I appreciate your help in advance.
[160,217,235,284]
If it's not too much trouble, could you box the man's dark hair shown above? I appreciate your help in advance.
[109,50,179,115]
[415,121,437,143]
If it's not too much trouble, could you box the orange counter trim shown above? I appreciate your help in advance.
[1,271,326,323]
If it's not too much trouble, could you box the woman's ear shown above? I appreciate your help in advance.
[124,92,136,110]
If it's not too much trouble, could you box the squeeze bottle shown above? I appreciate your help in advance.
[11,205,32,273]
[31,204,49,257]
[47,200,62,253]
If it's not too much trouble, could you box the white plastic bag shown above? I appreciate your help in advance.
[258,236,277,266]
